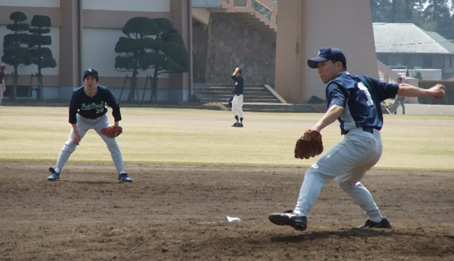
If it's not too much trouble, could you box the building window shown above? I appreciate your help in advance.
[377,53,388,64]
[423,56,432,68]
[404,54,411,66]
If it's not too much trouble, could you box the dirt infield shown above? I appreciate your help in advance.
[1,161,453,260]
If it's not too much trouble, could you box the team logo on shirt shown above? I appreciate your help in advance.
[81,102,105,114]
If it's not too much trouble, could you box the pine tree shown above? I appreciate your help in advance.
[1,12,31,101]
[29,15,57,100]
[114,17,189,102]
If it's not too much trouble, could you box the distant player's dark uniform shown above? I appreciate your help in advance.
[231,74,244,127]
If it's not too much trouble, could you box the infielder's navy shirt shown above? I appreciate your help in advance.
[69,85,121,124]
[326,72,399,134]
[232,76,244,95]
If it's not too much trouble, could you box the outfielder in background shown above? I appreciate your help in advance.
[47,68,132,183]
[231,67,244,127]
[269,47,446,231]
[392,77,406,114]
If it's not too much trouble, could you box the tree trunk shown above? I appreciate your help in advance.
[128,68,138,102]
[11,68,18,101]
[150,69,158,103]
[38,72,43,101]
[404,0,412,22]
[37,63,43,100]
[391,0,397,23]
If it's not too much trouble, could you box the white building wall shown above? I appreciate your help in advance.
[275,0,377,103]
[82,28,169,80]
[83,28,132,77]
[0,0,60,8]
[82,0,169,12]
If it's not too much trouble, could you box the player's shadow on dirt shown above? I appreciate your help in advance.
[271,228,421,243]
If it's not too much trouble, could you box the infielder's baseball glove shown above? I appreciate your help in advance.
[294,129,323,159]
[101,126,122,138]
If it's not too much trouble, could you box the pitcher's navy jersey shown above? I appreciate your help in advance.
[69,85,121,124]
[326,72,398,134]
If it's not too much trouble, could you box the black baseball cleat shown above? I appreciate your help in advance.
[118,173,133,183]
[269,210,307,231]
[47,167,60,181]
[232,122,239,127]
[361,217,392,228]
[238,123,243,127]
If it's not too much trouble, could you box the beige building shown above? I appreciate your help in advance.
[1,0,379,104]
[0,0,191,101]
[274,0,378,103]
[374,23,454,80]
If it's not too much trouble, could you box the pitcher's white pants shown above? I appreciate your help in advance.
[231,94,244,118]
[294,128,383,220]
[55,114,124,173]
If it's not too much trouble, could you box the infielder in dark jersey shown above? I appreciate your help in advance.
[231,67,244,127]
[269,47,446,231]
[47,68,132,182]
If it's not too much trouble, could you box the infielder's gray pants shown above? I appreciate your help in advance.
[55,114,124,173]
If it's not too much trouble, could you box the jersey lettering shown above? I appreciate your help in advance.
[80,102,105,114]
[357,82,374,106]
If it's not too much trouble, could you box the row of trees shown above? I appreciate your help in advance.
[1,12,189,103]
[2,11,56,101]
[370,0,454,39]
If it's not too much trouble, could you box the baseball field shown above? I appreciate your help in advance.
[1,106,453,260]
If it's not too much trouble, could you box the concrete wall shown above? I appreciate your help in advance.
[275,0,378,103]
[197,13,276,86]
[193,19,208,83]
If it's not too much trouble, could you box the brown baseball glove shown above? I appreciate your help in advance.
[294,129,323,159]
[101,126,122,138]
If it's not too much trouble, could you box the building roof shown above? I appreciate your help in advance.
[373,23,454,54]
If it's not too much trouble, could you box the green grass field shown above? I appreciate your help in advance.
[0,106,453,171]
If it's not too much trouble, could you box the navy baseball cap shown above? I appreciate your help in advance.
[307,47,347,69]
[83,68,99,81]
